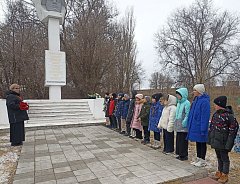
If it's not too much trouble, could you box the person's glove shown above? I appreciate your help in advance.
[19,101,29,110]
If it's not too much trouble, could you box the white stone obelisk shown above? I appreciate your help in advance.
[33,0,66,101]
[48,17,62,100]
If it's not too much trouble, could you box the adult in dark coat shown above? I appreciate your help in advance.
[125,90,137,136]
[6,84,29,146]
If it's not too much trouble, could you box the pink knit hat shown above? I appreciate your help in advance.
[135,94,143,100]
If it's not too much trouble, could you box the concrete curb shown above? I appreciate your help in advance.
[0,121,105,133]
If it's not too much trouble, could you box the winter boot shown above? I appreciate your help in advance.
[129,129,135,138]
[151,140,157,149]
[218,173,228,183]
[212,171,222,180]
[153,140,161,149]
[194,158,207,167]
[133,129,136,138]
[191,157,200,165]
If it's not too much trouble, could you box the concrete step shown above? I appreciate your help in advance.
[28,100,94,124]
[29,103,89,107]
[27,101,89,105]
[27,115,94,123]
[0,119,105,131]
[26,100,96,124]
[0,99,105,129]
[27,117,91,123]
[28,109,91,114]
[27,117,99,123]
[28,113,93,118]
[28,106,89,110]
[24,119,105,129]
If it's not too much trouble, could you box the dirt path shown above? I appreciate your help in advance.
[0,133,21,184]
[188,142,240,184]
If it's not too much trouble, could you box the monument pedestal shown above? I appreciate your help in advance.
[46,18,66,101]
[33,0,66,101]
[49,86,61,101]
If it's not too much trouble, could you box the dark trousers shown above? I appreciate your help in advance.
[135,128,143,139]
[143,126,150,142]
[10,121,25,145]
[126,121,131,135]
[163,129,174,152]
[109,115,117,128]
[196,142,207,160]
[154,131,161,141]
[215,149,230,174]
[176,132,188,157]
[116,116,121,131]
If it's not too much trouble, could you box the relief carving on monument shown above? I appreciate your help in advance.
[33,0,66,24]
[41,0,66,13]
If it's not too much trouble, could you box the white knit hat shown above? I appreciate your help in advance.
[135,94,143,100]
[193,84,205,94]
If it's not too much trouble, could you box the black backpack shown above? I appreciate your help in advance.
[229,114,239,137]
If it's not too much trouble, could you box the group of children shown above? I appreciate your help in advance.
[104,84,239,184]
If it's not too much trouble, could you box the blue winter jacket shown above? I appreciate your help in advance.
[115,100,124,118]
[122,99,130,119]
[148,101,163,133]
[186,93,211,142]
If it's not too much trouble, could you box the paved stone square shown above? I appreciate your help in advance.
[13,125,207,184]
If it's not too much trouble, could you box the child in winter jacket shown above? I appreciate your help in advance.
[187,84,210,167]
[158,94,177,154]
[174,88,190,160]
[208,96,239,183]
[149,93,163,149]
[138,96,151,144]
[108,93,117,129]
[103,93,110,126]
[126,91,137,136]
[115,93,124,132]
[130,94,144,139]
[234,127,240,153]
[121,94,130,134]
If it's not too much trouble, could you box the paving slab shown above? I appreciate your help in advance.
[13,125,208,183]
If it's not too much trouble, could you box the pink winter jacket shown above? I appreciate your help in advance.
[130,103,143,131]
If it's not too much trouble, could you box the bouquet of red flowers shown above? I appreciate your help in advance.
[19,101,29,110]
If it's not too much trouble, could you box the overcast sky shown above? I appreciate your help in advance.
[0,0,240,89]
[109,0,240,89]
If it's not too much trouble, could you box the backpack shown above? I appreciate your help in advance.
[229,114,239,137]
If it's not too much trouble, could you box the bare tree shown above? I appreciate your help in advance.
[114,9,144,93]
[149,72,174,90]
[155,0,240,87]
[0,0,48,98]
[227,55,240,80]
[61,0,119,96]
[0,0,144,98]
[61,1,143,96]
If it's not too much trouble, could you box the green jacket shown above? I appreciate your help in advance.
[139,102,151,126]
